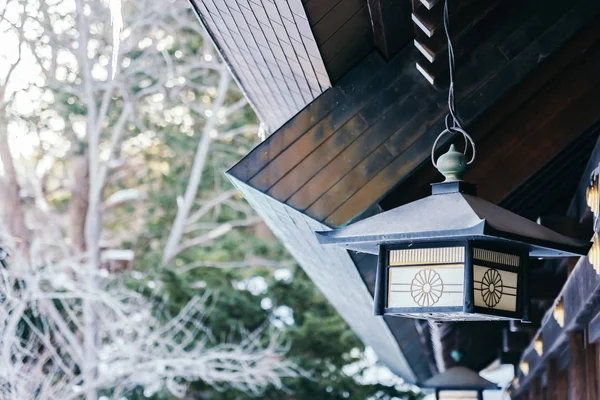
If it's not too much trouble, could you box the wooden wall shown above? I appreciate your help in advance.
[509,131,600,398]
[384,14,600,217]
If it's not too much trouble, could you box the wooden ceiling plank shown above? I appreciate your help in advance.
[267,117,367,201]
[305,145,395,220]
[319,4,372,62]
[465,44,600,203]
[324,32,374,83]
[287,73,424,213]
[228,87,344,182]
[326,3,600,225]
[249,112,368,192]
[379,15,600,213]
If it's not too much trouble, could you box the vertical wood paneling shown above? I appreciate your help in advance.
[190,0,331,131]
[585,341,597,400]
[249,112,368,191]
[546,359,560,400]
[569,331,587,400]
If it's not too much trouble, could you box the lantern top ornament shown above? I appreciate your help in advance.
[421,366,498,391]
[316,144,590,258]
[437,143,467,181]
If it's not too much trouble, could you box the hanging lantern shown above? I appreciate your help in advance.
[315,144,590,321]
[316,0,590,321]
[420,366,499,400]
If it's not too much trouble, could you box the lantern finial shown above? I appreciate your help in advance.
[436,144,467,181]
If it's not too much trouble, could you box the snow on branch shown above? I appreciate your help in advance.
[0,232,302,399]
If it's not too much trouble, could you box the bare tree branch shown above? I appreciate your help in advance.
[177,257,296,274]
[0,234,302,399]
[162,72,231,264]
[175,216,261,255]
[185,189,238,226]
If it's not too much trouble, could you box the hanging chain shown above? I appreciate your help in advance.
[431,0,476,168]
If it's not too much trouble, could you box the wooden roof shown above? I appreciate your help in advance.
[229,0,600,228]
[191,0,600,384]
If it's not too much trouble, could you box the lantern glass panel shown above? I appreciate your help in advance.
[472,246,522,315]
[381,242,528,321]
[438,390,479,400]
[387,246,465,309]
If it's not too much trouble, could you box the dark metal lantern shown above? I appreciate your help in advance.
[316,145,590,322]
[421,366,499,400]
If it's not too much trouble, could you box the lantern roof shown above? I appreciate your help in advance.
[316,181,590,258]
[421,366,498,390]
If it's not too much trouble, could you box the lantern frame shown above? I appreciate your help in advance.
[316,178,589,322]
[374,239,530,321]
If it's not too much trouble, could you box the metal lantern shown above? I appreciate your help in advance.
[316,145,590,321]
[421,366,499,400]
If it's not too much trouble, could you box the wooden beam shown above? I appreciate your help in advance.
[367,0,413,60]
[596,345,600,400]
[529,377,541,400]
[411,12,436,37]
[569,331,586,400]
[589,311,600,343]
[511,256,600,397]
[546,359,567,400]
[381,13,600,213]
[585,339,597,400]
[411,0,512,84]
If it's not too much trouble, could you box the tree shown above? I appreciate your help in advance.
[0,0,299,398]
[0,0,423,398]
[0,234,299,400]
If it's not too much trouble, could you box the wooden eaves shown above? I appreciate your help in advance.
[189,0,600,384]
